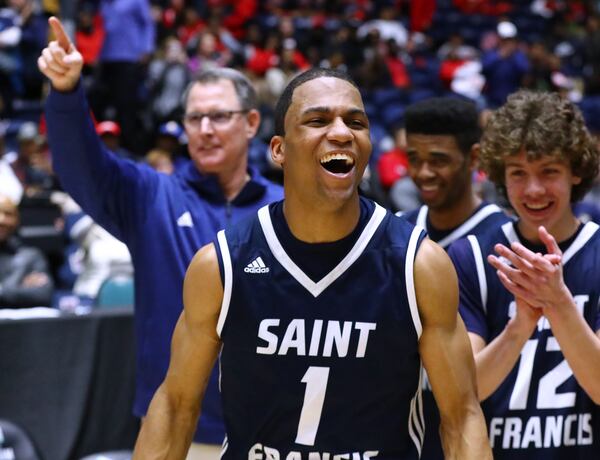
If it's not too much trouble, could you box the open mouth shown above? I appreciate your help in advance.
[320,153,355,174]
[419,183,439,193]
[524,202,552,212]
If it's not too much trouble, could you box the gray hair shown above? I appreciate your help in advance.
[181,68,258,112]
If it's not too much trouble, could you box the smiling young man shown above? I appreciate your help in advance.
[38,18,282,458]
[399,97,510,460]
[448,90,600,459]
[400,97,509,250]
[132,68,492,459]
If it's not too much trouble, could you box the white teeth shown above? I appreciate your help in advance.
[320,153,354,165]
[526,203,549,210]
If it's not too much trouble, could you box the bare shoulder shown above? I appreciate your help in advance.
[414,238,457,287]
[414,238,459,325]
[185,243,220,281]
[183,243,223,331]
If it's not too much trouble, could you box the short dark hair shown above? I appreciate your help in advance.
[404,97,481,155]
[181,68,258,112]
[481,90,600,202]
[273,68,360,136]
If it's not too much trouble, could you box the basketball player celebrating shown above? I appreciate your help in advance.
[133,68,491,459]
[448,90,600,459]
[401,96,509,251]
[400,96,511,460]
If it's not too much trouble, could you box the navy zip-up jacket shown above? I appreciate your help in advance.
[45,83,283,443]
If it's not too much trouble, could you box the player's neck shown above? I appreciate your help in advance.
[517,212,580,245]
[282,196,361,243]
[428,192,482,231]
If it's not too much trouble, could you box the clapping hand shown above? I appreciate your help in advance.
[488,225,569,311]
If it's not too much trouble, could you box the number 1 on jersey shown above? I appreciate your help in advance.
[295,366,330,446]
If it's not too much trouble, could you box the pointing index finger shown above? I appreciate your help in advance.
[49,16,71,52]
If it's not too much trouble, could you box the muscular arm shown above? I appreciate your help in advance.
[132,244,223,459]
[415,239,492,460]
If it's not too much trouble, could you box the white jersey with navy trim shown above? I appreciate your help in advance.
[214,200,427,459]
[449,221,600,460]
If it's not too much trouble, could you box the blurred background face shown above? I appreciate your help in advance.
[18,139,39,163]
[406,133,472,210]
[183,80,258,175]
[198,33,217,56]
[77,8,94,32]
[165,38,186,62]
[9,0,27,11]
[0,195,18,243]
[156,134,179,153]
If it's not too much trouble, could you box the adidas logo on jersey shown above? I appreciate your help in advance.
[176,211,193,227]
[244,256,270,273]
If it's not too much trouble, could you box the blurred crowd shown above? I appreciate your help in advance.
[2,0,600,309]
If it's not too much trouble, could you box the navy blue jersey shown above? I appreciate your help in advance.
[573,202,600,225]
[401,202,511,460]
[449,221,600,460]
[214,199,427,459]
[399,202,510,249]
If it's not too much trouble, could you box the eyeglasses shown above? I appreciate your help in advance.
[183,110,248,127]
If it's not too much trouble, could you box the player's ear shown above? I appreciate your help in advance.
[468,143,480,171]
[270,135,285,167]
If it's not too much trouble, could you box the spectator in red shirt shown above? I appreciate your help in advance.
[75,2,105,70]
[377,123,409,190]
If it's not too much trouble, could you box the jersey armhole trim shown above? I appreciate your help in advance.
[467,235,488,314]
[216,230,233,338]
[415,205,428,228]
[406,226,424,338]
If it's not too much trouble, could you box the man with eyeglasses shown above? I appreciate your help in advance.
[38,17,283,459]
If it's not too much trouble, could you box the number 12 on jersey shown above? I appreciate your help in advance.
[509,337,576,410]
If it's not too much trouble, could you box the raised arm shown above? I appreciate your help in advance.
[132,243,223,459]
[415,239,492,460]
[489,225,600,404]
[37,17,82,92]
[38,17,157,237]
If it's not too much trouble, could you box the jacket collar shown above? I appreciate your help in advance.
[178,161,268,205]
